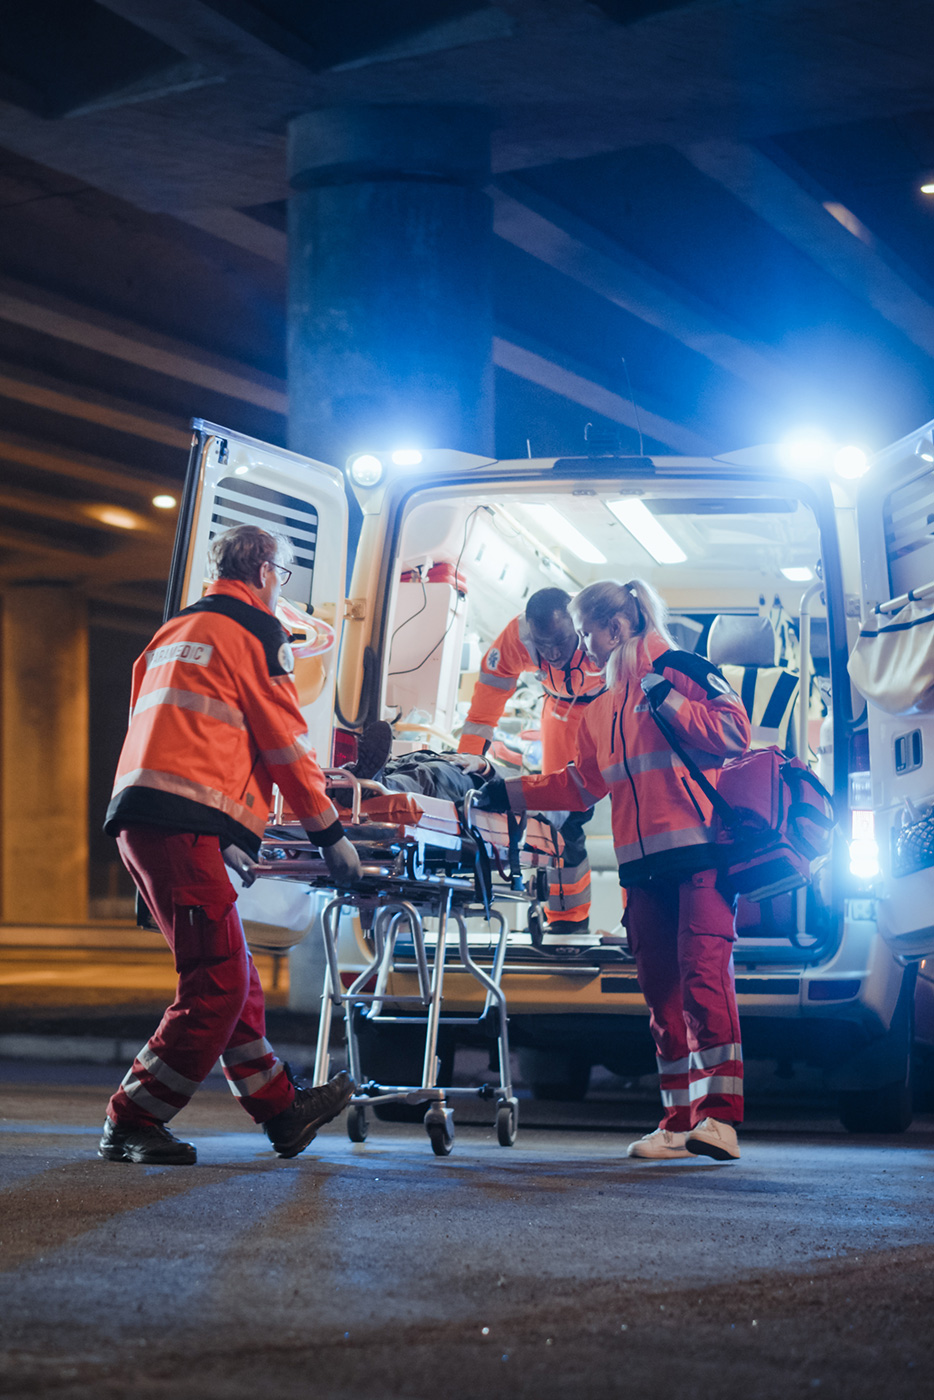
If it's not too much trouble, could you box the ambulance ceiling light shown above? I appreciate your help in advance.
[519,503,606,564]
[915,434,934,464]
[833,445,869,479]
[606,498,687,565]
[349,454,384,487]
[152,494,177,509]
[234,465,249,475]
[391,448,423,467]
[781,566,813,582]
[921,182,934,195]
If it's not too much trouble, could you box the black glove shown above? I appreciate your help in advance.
[473,776,510,813]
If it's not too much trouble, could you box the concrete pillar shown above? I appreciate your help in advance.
[1,585,89,922]
[286,104,494,468]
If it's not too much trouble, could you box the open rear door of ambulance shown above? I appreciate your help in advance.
[855,417,934,959]
[166,420,348,767]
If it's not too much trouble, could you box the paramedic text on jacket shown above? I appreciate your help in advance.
[458,587,605,944]
[496,579,750,1162]
[99,525,358,1166]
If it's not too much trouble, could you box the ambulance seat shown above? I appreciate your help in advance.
[706,613,799,756]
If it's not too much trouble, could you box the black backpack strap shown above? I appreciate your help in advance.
[645,652,736,826]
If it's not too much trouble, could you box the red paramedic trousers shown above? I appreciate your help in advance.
[625,868,743,1130]
[106,827,295,1128]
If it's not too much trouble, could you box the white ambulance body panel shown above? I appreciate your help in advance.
[854,418,934,959]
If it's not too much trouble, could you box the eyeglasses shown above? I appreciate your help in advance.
[267,562,292,585]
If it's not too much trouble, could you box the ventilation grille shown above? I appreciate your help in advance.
[210,477,318,577]
[884,466,934,595]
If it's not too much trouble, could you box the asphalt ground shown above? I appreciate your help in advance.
[2,1057,934,1400]
[3,928,934,1397]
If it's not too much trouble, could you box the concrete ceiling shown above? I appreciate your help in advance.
[1,0,933,615]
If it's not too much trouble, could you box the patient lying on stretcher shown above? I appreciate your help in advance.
[336,721,495,803]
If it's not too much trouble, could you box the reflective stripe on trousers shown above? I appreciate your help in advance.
[627,868,743,1131]
[107,827,294,1128]
[545,805,594,926]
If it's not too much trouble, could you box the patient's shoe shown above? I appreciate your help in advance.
[348,721,393,781]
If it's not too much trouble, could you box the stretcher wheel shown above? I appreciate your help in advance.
[425,1106,454,1156]
[496,1099,518,1147]
[347,1104,368,1143]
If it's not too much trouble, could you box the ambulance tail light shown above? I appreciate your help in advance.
[847,736,878,880]
[331,727,358,769]
[849,808,879,880]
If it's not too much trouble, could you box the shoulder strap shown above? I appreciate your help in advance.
[652,648,739,701]
[646,652,735,824]
[182,595,292,678]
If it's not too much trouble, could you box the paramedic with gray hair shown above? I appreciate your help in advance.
[477,578,751,1161]
[100,523,359,1166]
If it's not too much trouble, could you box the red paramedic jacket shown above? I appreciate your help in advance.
[105,579,343,857]
[502,631,751,884]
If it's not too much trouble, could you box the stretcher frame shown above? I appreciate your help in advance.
[256,775,561,1154]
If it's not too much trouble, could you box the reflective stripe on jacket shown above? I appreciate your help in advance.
[458,612,605,771]
[503,632,751,884]
[105,579,341,856]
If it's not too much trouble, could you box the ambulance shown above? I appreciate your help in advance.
[167,416,934,1132]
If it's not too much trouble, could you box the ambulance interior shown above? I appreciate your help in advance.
[379,480,834,955]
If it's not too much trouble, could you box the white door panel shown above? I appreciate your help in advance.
[170,421,347,766]
[857,418,934,956]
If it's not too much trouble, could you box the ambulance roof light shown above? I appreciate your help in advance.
[391,448,423,467]
[348,454,384,487]
[777,430,833,471]
[833,445,869,479]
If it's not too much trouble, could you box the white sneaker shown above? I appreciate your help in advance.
[685,1118,740,1161]
[627,1128,691,1159]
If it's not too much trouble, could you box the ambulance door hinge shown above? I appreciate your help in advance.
[344,599,367,621]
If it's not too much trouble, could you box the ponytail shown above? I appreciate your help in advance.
[572,578,674,688]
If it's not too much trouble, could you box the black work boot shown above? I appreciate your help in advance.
[263,1067,355,1159]
[347,721,393,781]
[98,1117,197,1165]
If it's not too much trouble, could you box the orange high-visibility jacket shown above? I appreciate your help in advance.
[458,612,606,772]
[105,580,342,857]
[503,632,751,884]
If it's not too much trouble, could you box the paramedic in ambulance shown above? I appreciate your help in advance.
[457,587,606,948]
[99,524,359,1166]
[477,579,750,1161]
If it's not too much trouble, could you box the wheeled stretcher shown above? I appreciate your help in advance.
[255,770,564,1155]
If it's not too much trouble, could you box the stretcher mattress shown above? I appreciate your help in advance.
[331,790,563,864]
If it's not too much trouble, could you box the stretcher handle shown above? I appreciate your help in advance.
[463,789,493,919]
[322,768,390,825]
